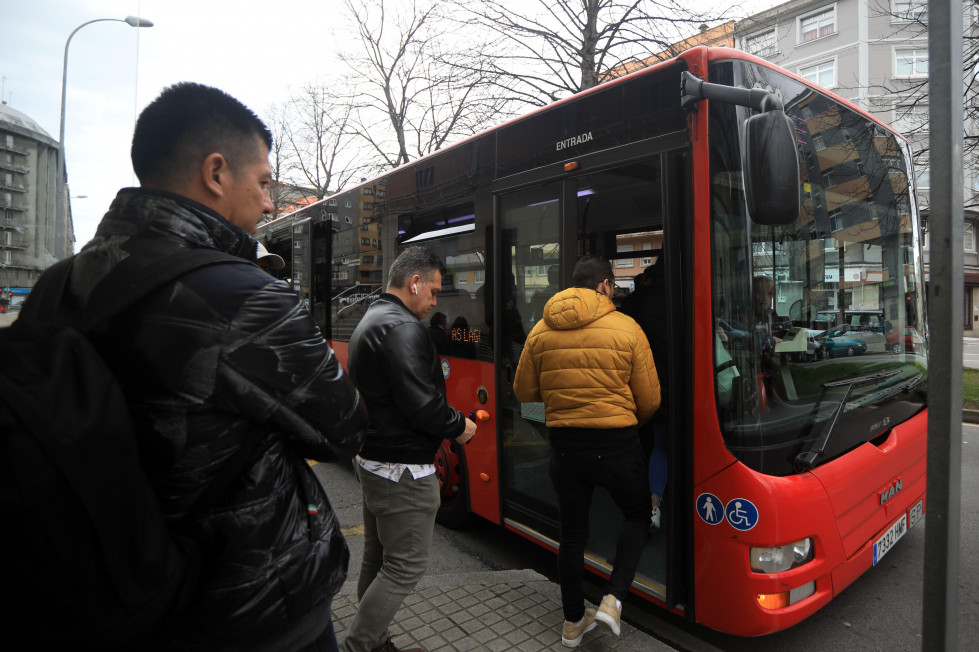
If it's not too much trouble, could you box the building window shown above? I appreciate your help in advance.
[345,200,352,208]
[345,215,352,223]
[363,187,374,196]
[745,30,777,58]
[616,243,634,268]
[966,223,976,253]
[895,48,928,77]
[327,212,338,221]
[892,0,927,22]
[892,105,928,134]
[376,189,386,199]
[800,60,836,88]
[475,270,484,283]
[363,202,373,210]
[799,7,836,43]
[915,163,930,189]
[328,198,337,206]
[361,237,371,245]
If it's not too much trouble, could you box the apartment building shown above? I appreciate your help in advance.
[734,0,979,333]
[0,101,72,302]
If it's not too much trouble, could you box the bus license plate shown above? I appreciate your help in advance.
[873,514,908,565]
[909,499,923,530]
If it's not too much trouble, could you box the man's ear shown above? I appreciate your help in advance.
[200,152,231,199]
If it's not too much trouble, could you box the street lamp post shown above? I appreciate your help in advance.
[56,15,153,259]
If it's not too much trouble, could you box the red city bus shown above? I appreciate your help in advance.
[257,46,928,636]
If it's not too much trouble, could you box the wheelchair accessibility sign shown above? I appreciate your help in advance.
[725,498,759,531]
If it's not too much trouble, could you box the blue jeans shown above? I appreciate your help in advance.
[549,436,649,622]
[298,620,338,652]
[340,467,440,652]
[648,423,669,498]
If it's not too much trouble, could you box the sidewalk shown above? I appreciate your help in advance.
[332,569,675,651]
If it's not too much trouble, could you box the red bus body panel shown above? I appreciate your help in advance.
[692,410,927,636]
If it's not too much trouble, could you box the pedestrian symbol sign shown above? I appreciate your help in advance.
[725,498,759,531]
[696,493,724,525]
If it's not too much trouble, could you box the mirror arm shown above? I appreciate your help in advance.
[680,71,785,113]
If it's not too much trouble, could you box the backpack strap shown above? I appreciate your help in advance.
[77,247,249,333]
[20,246,252,333]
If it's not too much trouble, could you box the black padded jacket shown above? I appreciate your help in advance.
[348,294,465,464]
[43,187,368,651]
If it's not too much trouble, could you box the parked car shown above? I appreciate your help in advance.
[886,326,924,354]
[821,329,868,357]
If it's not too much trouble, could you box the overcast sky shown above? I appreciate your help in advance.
[2,0,346,250]
[1,0,766,252]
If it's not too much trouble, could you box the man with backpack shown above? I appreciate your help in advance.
[6,83,367,651]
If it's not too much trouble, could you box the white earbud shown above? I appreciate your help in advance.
[412,283,418,295]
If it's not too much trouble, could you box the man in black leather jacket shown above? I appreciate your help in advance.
[342,246,477,652]
[26,83,368,651]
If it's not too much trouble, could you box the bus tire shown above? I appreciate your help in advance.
[434,439,473,529]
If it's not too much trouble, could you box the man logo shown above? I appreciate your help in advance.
[879,478,903,506]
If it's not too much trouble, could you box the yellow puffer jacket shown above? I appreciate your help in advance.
[513,287,660,428]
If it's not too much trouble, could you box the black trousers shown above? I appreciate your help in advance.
[549,435,650,622]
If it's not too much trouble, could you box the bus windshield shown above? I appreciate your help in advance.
[709,59,928,476]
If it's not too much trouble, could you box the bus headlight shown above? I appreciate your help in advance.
[750,538,813,573]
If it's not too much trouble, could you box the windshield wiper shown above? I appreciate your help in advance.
[861,372,926,407]
[794,369,902,472]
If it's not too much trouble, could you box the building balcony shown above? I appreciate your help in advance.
[0,143,29,156]
[0,160,29,174]
[0,182,27,193]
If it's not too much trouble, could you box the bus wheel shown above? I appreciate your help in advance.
[434,439,472,529]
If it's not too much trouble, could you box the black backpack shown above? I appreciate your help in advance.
[0,248,255,650]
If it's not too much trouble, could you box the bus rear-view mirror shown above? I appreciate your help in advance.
[743,110,800,226]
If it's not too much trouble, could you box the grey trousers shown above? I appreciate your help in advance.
[340,467,440,652]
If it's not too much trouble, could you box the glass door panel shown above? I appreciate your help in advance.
[498,183,563,537]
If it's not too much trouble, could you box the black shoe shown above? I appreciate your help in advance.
[371,637,424,652]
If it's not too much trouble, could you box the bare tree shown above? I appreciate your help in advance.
[339,0,512,169]
[263,102,301,221]
[283,83,365,199]
[449,0,725,106]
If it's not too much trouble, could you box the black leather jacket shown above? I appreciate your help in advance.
[348,294,465,463]
[42,188,368,651]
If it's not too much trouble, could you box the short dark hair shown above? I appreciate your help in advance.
[131,82,273,187]
[387,246,446,289]
[572,255,614,290]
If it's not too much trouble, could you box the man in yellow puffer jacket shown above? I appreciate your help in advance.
[513,254,660,649]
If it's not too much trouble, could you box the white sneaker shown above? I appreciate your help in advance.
[650,506,661,531]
